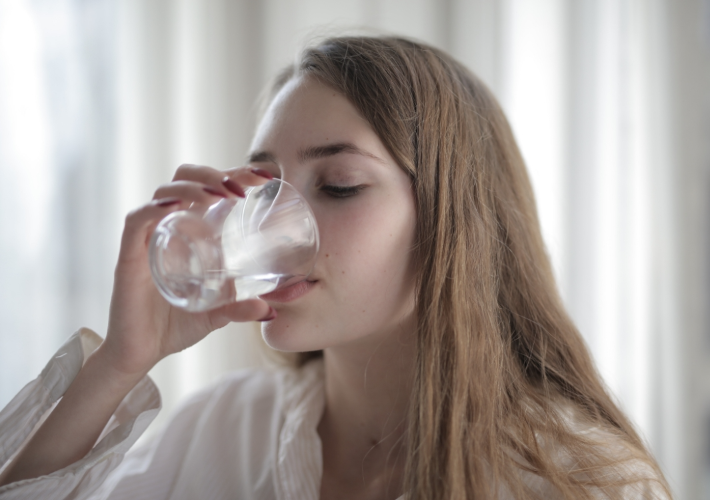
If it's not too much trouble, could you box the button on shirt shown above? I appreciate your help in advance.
[0,329,667,499]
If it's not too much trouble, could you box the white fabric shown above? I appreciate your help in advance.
[0,329,668,499]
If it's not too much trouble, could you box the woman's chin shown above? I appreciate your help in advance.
[260,320,324,353]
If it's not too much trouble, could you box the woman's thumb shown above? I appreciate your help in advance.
[211,298,274,324]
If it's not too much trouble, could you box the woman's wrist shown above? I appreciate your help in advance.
[89,340,157,388]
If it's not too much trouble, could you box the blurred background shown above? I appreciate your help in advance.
[0,0,708,497]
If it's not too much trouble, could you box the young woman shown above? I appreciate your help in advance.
[0,36,670,499]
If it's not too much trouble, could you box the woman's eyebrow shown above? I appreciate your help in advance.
[247,151,277,164]
[298,142,384,163]
[247,142,384,165]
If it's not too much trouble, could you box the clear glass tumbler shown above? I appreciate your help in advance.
[149,179,319,312]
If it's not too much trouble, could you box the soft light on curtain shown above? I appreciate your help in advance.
[0,0,118,420]
[1,0,708,498]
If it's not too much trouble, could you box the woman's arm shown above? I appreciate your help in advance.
[0,165,273,487]
[0,344,146,485]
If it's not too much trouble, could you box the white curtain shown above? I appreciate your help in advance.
[0,0,119,421]
[502,0,684,492]
[1,0,707,498]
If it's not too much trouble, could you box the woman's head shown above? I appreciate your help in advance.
[254,36,669,498]
[254,36,519,356]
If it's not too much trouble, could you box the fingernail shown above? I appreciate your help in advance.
[203,186,227,197]
[250,167,274,180]
[155,198,181,207]
[222,177,246,198]
[257,306,277,322]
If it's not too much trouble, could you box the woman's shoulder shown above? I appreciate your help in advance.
[171,358,324,427]
[542,399,671,499]
[110,360,324,494]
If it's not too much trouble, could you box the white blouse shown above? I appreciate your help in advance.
[0,329,668,500]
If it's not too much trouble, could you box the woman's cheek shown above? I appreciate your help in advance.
[316,203,375,270]
[326,208,411,307]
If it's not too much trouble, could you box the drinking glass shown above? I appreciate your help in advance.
[149,178,319,312]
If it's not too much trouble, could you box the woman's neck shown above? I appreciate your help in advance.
[318,321,416,500]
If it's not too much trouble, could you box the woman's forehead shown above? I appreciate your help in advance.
[250,77,375,155]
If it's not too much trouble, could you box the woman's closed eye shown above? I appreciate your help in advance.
[321,184,366,198]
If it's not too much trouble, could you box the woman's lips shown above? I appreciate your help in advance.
[259,279,317,303]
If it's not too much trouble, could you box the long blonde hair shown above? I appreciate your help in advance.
[265,36,670,499]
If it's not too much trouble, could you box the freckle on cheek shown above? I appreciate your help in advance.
[325,254,329,258]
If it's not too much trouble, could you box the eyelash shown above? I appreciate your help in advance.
[321,184,365,198]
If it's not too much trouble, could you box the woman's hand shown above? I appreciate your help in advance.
[0,165,277,486]
[97,164,275,377]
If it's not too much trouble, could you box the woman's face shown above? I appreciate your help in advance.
[251,76,417,353]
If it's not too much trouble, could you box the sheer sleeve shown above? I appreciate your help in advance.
[0,328,161,500]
